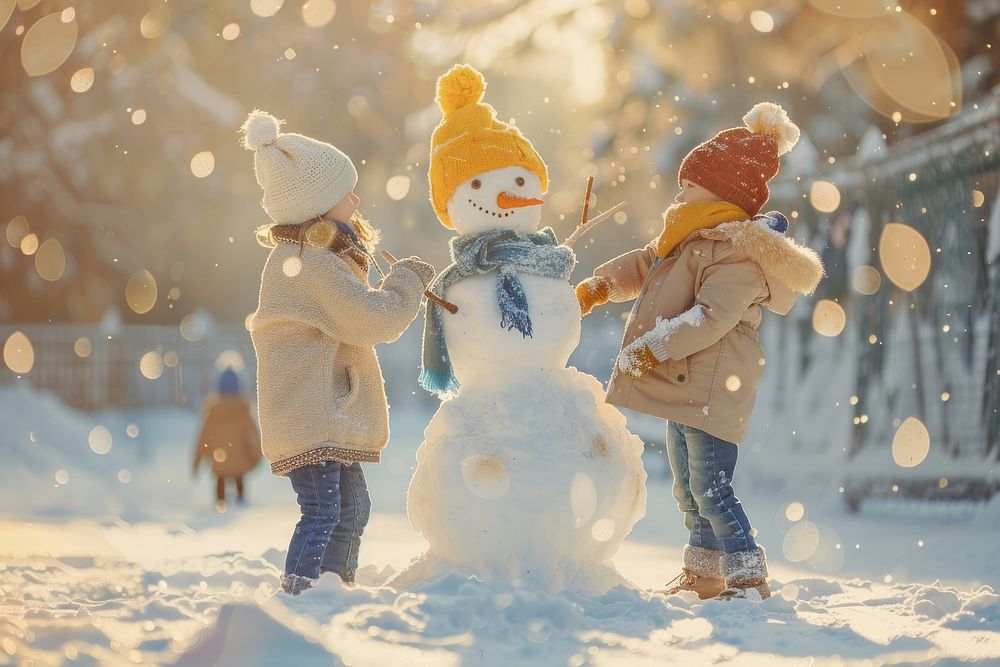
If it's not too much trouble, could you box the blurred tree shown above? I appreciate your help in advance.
[0,0,995,325]
[1,0,445,324]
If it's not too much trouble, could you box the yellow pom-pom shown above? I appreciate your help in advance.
[743,102,800,156]
[436,64,486,116]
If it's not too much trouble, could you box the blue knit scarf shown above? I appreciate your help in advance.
[419,227,576,396]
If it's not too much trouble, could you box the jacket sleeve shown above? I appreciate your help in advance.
[593,243,659,302]
[660,246,767,360]
[308,254,428,347]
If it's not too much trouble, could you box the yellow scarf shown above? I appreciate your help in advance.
[656,201,749,258]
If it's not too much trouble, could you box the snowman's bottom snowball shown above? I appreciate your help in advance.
[405,367,647,595]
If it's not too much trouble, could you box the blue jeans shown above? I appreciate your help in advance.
[285,461,371,583]
[666,422,756,553]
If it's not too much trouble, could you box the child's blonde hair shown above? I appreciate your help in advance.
[256,212,381,257]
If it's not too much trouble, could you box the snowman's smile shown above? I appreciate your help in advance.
[467,191,544,219]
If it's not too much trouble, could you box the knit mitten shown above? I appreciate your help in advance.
[395,257,436,288]
[575,276,611,315]
[617,340,662,378]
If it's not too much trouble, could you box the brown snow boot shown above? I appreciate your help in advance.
[662,546,726,599]
[719,545,771,600]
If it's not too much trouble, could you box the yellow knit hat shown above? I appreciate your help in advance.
[428,64,548,228]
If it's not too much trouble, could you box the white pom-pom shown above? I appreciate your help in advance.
[241,109,282,151]
[743,102,799,156]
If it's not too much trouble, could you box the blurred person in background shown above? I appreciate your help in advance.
[192,366,262,510]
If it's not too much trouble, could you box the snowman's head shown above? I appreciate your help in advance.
[446,166,544,236]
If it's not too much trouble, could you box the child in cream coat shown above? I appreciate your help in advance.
[242,110,435,595]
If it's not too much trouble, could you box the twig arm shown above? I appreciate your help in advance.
[564,201,627,247]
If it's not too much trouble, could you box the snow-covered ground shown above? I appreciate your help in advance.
[2,385,999,666]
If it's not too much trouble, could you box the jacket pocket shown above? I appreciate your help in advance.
[664,356,691,386]
[340,365,360,409]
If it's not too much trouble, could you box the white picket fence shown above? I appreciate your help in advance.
[0,323,257,410]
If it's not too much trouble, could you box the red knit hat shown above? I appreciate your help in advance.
[678,102,800,216]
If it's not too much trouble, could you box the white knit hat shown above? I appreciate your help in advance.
[240,110,358,225]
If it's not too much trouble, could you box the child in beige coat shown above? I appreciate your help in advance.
[241,110,435,595]
[577,103,824,599]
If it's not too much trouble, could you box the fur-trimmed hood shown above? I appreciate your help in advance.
[699,219,824,315]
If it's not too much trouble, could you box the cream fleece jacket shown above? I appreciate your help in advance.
[250,241,433,475]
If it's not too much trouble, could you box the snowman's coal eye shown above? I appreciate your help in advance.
[471,179,481,189]
[515,176,525,187]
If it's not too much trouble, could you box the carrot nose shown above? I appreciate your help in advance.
[496,191,544,209]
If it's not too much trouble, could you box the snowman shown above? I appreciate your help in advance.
[400,65,646,595]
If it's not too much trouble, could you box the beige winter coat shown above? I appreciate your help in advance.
[193,395,261,477]
[250,239,432,476]
[595,217,824,444]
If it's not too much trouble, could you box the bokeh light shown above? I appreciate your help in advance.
[55,469,69,485]
[6,215,29,247]
[780,583,800,600]
[131,109,147,125]
[972,189,985,208]
[88,425,113,455]
[386,175,411,201]
[282,256,302,277]
[126,269,158,314]
[749,10,774,32]
[785,501,805,522]
[139,350,164,380]
[140,6,171,39]
[190,151,215,178]
[0,0,14,33]
[591,518,616,542]
[180,311,209,341]
[222,23,240,40]
[21,11,78,77]
[725,375,741,391]
[3,331,35,374]
[851,265,882,295]
[118,469,132,484]
[73,337,91,358]
[782,520,820,562]
[892,417,931,468]
[809,180,841,213]
[878,223,931,292]
[35,238,66,281]
[126,424,140,438]
[862,14,959,122]
[284,48,296,60]
[163,350,179,367]
[70,67,94,93]
[460,455,510,499]
[20,233,39,255]
[251,0,284,18]
[812,299,846,337]
[302,0,336,28]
